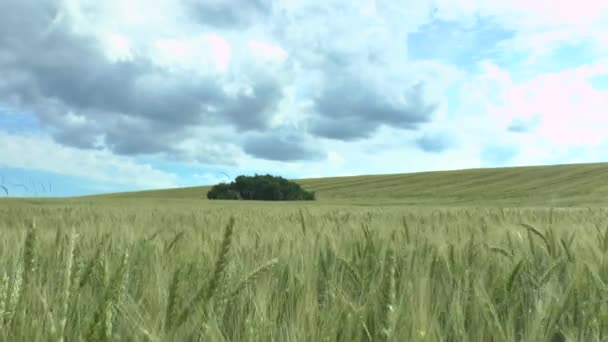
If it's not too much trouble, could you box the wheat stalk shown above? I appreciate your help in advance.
[222,258,278,304]
[164,266,182,332]
[87,248,130,341]
[7,267,22,324]
[0,272,8,324]
[174,217,235,330]
[164,230,185,255]
[79,234,109,289]
[22,219,37,287]
[299,209,307,235]
[378,247,396,342]
[59,226,78,342]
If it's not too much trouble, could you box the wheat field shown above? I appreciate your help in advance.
[2,163,608,341]
[1,200,608,341]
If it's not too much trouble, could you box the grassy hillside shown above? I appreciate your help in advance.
[80,162,608,206]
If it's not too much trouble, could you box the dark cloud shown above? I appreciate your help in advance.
[310,78,437,140]
[308,117,376,142]
[0,1,60,43]
[0,0,283,161]
[222,73,283,132]
[416,132,457,153]
[102,119,180,155]
[243,131,324,161]
[187,0,271,29]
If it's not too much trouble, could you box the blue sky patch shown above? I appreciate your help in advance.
[136,157,300,186]
[530,39,598,74]
[480,144,518,166]
[0,167,126,197]
[416,132,457,153]
[590,73,608,90]
[408,17,516,70]
[508,114,542,133]
[0,105,41,134]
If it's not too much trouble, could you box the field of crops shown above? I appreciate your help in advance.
[88,162,608,207]
[2,197,608,341]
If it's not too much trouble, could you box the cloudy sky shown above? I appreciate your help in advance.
[1,0,607,196]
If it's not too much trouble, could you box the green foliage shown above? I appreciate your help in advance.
[206,183,240,200]
[207,174,315,201]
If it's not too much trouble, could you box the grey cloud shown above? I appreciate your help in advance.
[0,0,283,161]
[0,1,60,43]
[1,0,448,166]
[243,131,324,161]
[53,126,103,150]
[310,79,437,140]
[187,0,271,29]
[102,119,180,155]
[263,2,442,141]
[309,117,376,142]
[415,132,457,153]
[222,73,284,132]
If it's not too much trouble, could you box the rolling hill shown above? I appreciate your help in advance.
[78,162,608,206]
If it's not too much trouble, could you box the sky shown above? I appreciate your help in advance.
[1,0,608,197]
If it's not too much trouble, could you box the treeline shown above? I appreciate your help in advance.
[207,174,315,201]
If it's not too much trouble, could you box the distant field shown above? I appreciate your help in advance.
[65,161,608,207]
[1,162,608,341]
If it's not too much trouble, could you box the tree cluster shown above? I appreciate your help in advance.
[207,174,316,201]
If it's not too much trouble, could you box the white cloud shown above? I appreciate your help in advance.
[449,58,608,168]
[208,33,232,72]
[151,33,232,74]
[327,151,345,164]
[491,62,608,146]
[248,39,288,63]
[0,131,178,189]
[101,32,133,61]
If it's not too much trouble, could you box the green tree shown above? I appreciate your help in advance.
[206,183,240,200]
[207,174,315,201]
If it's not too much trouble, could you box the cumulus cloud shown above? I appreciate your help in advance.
[451,57,608,170]
[243,130,324,161]
[486,63,608,146]
[311,80,437,140]
[0,0,462,166]
[264,1,458,142]
[0,0,284,161]
[186,0,271,29]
